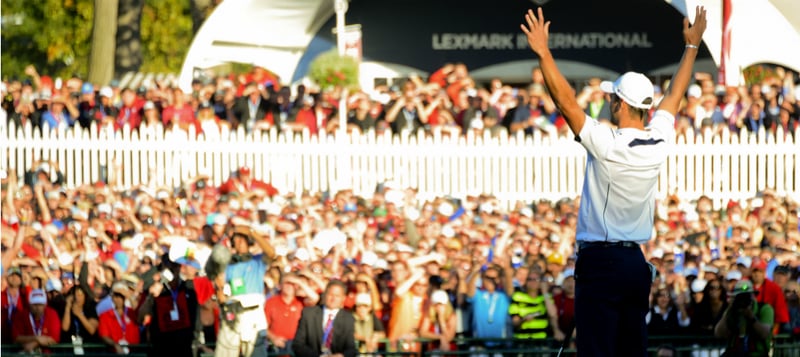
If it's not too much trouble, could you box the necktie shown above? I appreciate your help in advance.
[323,313,334,350]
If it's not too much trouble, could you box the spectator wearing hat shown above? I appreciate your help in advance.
[137,249,199,357]
[352,292,385,354]
[41,93,78,131]
[553,268,576,344]
[749,258,790,332]
[11,289,61,353]
[214,225,276,357]
[264,273,319,356]
[95,86,119,125]
[3,266,28,344]
[61,285,99,349]
[138,101,163,137]
[98,282,140,354]
[197,101,226,139]
[419,289,457,352]
[689,278,728,336]
[715,280,774,356]
[76,82,99,129]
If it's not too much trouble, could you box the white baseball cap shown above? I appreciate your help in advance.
[735,256,752,268]
[355,293,372,306]
[600,72,655,110]
[431,290,449,305]
[691,279,708,293]
[725,270,743,281]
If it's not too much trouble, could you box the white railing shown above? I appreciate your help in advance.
[2,123,798,209]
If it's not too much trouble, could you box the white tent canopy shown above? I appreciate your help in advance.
[178,0,334,91]
[666,0,800,84]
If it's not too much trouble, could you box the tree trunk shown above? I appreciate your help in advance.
[88,0,118,85]
[191,0,214,35]
[115,0,144,79]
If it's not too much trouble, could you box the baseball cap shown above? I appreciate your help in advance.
[732,280,755,295]
[7,266,22,277]
[99,86,113,98]
[46,278,63,292]
[735,256,752,268]
[143,101,156,110]
[81,83,94,95]
[751,259,767,271]
[29,289,47,305]
[726,270,743,281]
[360,251,378,266]
[431,290,449,305]
[600,72,654,110]
[691,279,707,293]
[687,84,702,99]
[701,265,720,275]
[355,293,372,306]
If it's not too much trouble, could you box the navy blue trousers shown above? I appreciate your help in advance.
[574,245,651,357]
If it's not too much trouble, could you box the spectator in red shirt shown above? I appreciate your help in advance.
[98,282,140,354]
[2,266,27,344]
[553,268,576,344]
[115,88,143,132]
[750,259,790,331]
[11,289,61,353]
[162,87,197,132]
[265,274,319,356]
[218,166,278,197]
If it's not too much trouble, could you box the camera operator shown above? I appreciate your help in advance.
[715,280,774,356]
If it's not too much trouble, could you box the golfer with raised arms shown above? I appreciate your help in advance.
[520,6,707,356]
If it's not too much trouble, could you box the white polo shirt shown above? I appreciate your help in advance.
[575,110,675,244]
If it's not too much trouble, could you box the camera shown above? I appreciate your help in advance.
[732,293,753,310]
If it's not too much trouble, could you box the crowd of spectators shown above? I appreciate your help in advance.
[1,157,799,355]
[2,63,798,140]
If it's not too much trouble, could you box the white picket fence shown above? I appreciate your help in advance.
[2,122,798,209]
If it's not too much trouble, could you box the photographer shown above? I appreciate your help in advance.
[715,280,774,357]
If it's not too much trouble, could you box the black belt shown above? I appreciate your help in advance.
[578,241,640,251]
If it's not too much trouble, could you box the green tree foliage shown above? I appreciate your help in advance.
[140,0,193,73]
[1,0,197,80]
[1,0,93,79]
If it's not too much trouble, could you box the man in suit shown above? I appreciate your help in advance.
[292,280,356,357]
[232,82,271,133]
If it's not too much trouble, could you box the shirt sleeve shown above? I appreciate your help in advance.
[648,110,676,140]
[576,114,615,160]
[97,313,112,339]
[758,303,775,328]
[46,309,61,342]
